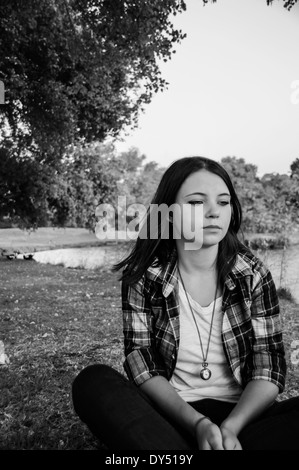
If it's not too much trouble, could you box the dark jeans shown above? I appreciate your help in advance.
[72,364,299,450]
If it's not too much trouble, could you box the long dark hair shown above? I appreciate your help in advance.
[113,156,249,287]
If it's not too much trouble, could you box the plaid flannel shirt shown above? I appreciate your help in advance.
[122,248,286,393]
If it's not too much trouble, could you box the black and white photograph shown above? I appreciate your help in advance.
[0,0,299,455]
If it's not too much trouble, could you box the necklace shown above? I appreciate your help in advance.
[177,265,219,381]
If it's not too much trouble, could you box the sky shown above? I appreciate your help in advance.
[115,0,299,177]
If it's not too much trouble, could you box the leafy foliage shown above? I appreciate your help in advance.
[269,0,298,10]
[0,143,57,228]
[0,0,298,229]
[116,148,165,207]
[1,144,299,236]
[0,0,187,162]
[221,156,265,233]
[132,160,166,207]
[290,158,299,177]
[204,0,298,9]
[61,142,126,228]
[221,156,299,237]
[0,141,124,229]
[260,173,299,232]
[1,0,296,162]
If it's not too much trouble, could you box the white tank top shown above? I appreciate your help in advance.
[169,279,243,403]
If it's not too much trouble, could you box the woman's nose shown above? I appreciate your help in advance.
[205,203,220,218]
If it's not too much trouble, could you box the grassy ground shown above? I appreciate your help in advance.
[0,256,125,450]
[0,256,298,450]
[0,227,102,253]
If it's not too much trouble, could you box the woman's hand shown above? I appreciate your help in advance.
[194,418,224,450]
[195,418,242,450]
[220,425,242,450]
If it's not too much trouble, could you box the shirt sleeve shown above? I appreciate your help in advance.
[246,263,287,392]
[121,277,168,386]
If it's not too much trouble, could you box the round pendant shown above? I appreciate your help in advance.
[200,367,212,380]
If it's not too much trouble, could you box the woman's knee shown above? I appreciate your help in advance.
[73,362,121,389]
[72,364,113,409]
[72,364,121,410]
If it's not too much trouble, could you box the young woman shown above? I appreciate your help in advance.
[72,156,299,450]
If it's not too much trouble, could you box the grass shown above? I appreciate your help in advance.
[0,255,298,450]
[0,227,101,253]
[0,256,125,450]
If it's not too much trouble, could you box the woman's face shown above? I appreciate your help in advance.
[173,169,232,249]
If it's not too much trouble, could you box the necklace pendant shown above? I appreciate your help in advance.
[178,267,217,384]
[200,363,211,380]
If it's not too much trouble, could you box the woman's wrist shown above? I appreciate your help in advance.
[193,416,212,435]
[220,418,240,435]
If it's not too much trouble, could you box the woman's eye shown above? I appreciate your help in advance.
[187,200,230,205]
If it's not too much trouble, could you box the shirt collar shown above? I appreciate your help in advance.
[146,248,254,297]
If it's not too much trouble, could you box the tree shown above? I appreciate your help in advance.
[61,142,124,228]
[220,156,265,233]
[1,0,297,229]
[290,158,299,178]
[0,0,187,164]
[0,140,124,229]
[267,0,298,9]
[1,0,295,164]
[203,0,298,10]
[118,148,146,175]
[133,160,165,207]
[288,157,299,218]
[0,143,60,228]
[260,172,299,235]
[109,148,165,229]
[221,156,299,236]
